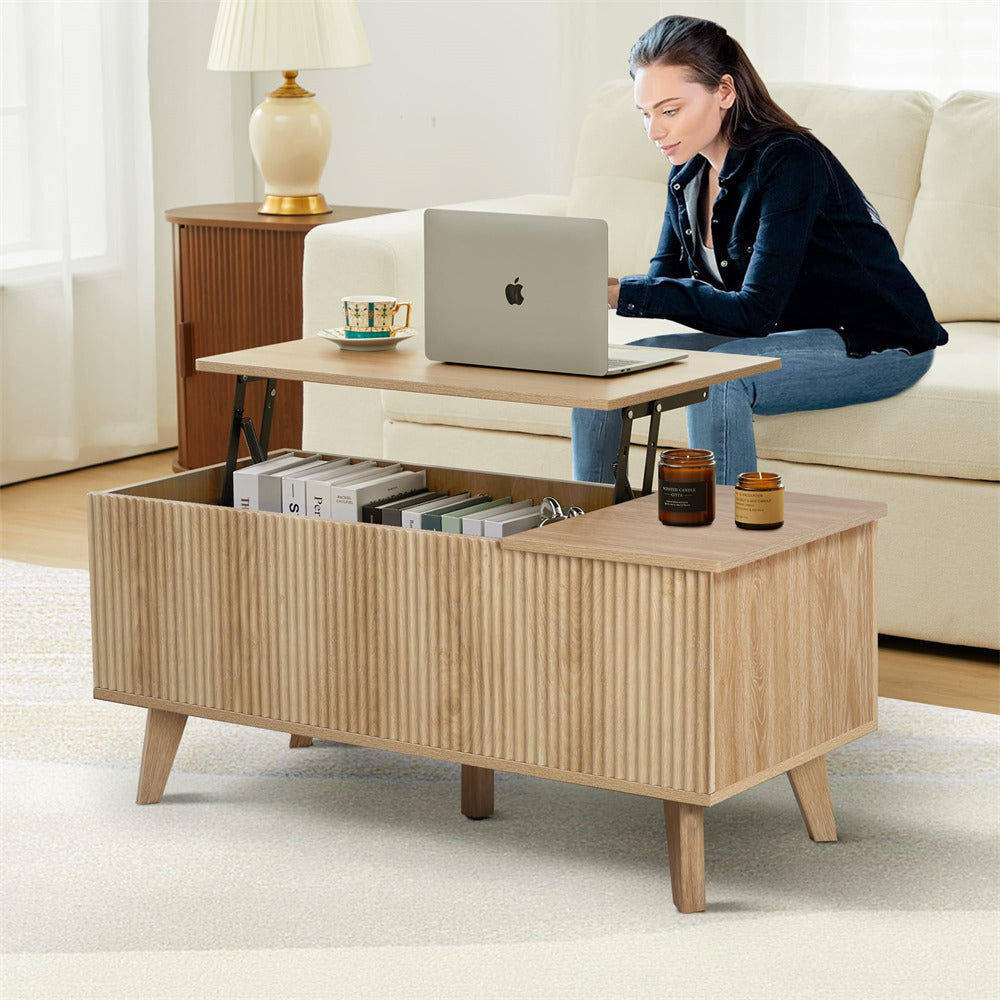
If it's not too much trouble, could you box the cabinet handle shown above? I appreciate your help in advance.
[179,321,195,378]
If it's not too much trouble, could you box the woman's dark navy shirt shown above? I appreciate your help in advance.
[617,132,948,358]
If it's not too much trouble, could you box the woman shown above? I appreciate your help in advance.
[572,16,947,487]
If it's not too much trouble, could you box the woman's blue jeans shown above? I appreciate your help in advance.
[571,328,935,486]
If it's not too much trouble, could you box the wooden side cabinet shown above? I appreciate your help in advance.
[165,203,398,471]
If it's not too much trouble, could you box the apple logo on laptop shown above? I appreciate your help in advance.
[505,277,524,305]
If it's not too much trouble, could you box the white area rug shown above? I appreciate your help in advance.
[1,558,998,999]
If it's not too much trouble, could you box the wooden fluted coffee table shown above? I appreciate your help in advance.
[90,469,883,914]
[89,336,884,913]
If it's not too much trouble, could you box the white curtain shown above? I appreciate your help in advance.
[744,0,1000,96]
[0,0,158,485]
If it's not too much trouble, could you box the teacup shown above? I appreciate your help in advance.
[342,295,412,339]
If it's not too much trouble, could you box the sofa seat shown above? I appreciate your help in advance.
[382,321,999,481]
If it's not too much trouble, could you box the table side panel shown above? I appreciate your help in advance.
[712,523,879,790]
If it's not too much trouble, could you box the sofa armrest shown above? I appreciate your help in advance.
[432,193,569,216]
[300,193,569,457]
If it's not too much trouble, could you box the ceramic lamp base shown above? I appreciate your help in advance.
[249,81,333,217]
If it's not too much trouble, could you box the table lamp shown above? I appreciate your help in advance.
[208,0,372,215]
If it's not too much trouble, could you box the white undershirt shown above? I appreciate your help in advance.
[684,168,723,285]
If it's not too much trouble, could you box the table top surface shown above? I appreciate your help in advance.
[502,489,887,572]
[164,203,400,232]
[196,334,782,410]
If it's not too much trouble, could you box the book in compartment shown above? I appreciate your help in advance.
[362,489,442,524]
[460,498,533,536]
[328,467,422,522]
[306,461,385,519]
[482,505,543,537]
[380,491,449,527]
[401,493,471,530]
[440,496,512,533]
[231,453,320,510]
[233,455,319,514]
[281,459,343,515]
[421,495,491,532]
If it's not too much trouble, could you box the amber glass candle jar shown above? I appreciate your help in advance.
[734,472,784,529]
[658,449,716,526]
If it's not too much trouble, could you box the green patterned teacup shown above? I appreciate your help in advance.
[342,295,412,339]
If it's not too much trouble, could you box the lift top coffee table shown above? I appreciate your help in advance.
[89,335,885,913]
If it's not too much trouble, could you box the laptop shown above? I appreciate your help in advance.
[423,209,688,377]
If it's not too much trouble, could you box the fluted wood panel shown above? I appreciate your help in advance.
[712,523,879,791]
[175,224,306,470]
[89,492,710,792]
[497,551,711,791]
[89,493,503,747]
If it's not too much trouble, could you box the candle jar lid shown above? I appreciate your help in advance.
[660,448,716,467]
[736,471,782,489]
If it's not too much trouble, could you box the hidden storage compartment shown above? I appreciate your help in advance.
[88,453,615,747]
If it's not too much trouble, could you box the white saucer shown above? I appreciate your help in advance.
[318,328,416,352]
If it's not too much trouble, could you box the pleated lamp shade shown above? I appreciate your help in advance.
[208,0,372,71]
[207,0,373,215]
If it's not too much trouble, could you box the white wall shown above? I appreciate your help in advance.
[248,1,746,210]
[744,0,1000,95]
[147,0,254,447]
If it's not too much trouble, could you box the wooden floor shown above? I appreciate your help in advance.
[2,449,997,714]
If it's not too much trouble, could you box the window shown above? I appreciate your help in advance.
[0,0,110,273]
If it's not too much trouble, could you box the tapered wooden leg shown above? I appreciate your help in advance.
[787,755,838,842]
[136,709,188,805]
[289,734,313,748]
[663,801,706,913]
[461,765,494,819]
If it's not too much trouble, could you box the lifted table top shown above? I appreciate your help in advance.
[196,334,781,412]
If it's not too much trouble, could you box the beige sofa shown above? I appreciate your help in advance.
[300,81,1000,650]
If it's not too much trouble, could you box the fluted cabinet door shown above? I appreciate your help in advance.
[175,224,305,471]
[167,204,398,472]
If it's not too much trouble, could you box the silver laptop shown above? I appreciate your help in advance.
[423,209,687,377]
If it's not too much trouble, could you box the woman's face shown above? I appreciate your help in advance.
[633,63,735,167]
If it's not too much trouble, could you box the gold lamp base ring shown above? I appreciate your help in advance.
[258,194,332,216]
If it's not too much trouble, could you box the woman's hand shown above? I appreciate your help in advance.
[608,278,620,310]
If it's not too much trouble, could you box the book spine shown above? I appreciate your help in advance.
[382,492,447,527]
[304,477,327,519]
[401,493,470,530]
[422,496,490,532]
[362,488,429,524]
[258,473,284,513]
[231,470,257,511]
[307,462,377,518]
[329,469,424,522]
[441,497,512,533]
[460,499,532,536]
[483,508,542,538]
[284,477,310,516]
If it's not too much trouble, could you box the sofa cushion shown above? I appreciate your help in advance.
[566,81,937,274]
[902,91,1000,323]
[768,83,937,250]
[382,323,999,481]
